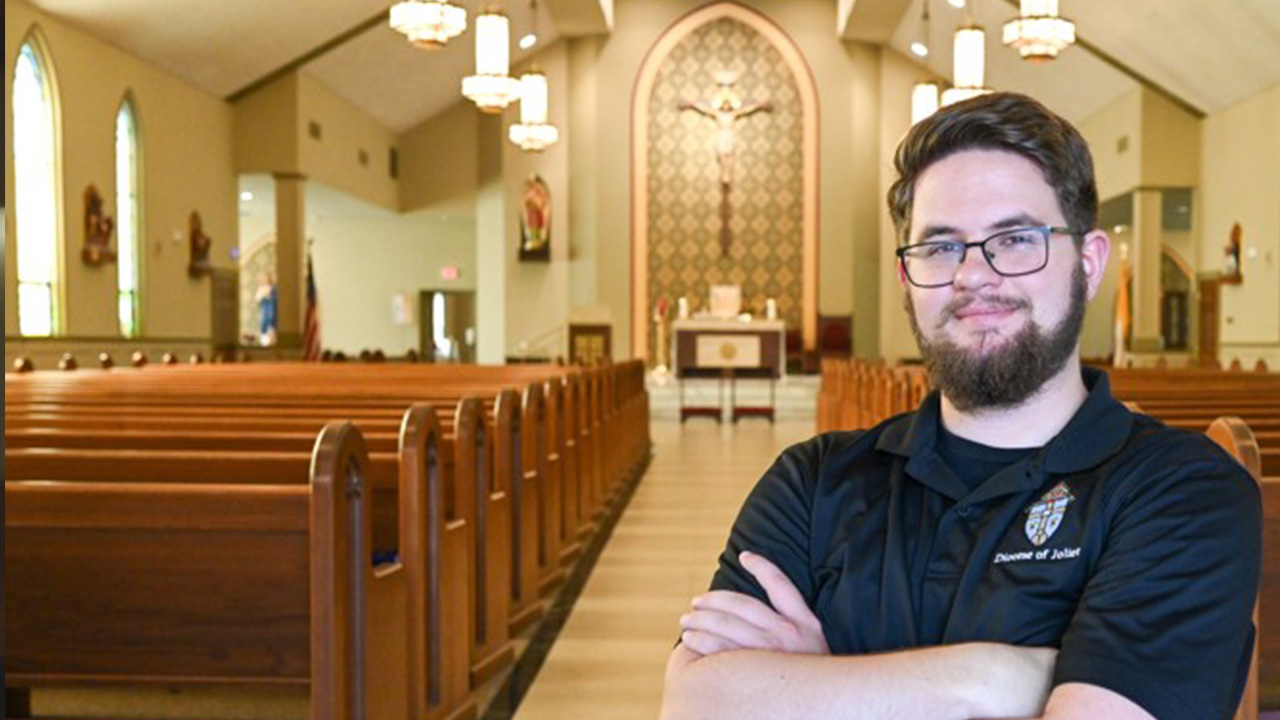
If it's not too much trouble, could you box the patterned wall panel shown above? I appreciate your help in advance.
[647,17,803,351]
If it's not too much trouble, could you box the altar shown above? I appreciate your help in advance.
[672,318,785,422]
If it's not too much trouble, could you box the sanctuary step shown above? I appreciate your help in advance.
[647,372,818,422]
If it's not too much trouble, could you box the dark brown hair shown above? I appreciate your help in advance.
[887,92,1098,245]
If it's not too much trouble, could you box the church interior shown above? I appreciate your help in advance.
[5,0,1279,718]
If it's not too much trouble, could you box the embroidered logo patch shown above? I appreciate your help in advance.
[1024,481,1074,547]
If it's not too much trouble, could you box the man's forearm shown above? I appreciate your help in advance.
[661,642,1055,720]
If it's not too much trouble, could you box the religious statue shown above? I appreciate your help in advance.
[680,70,772,257]
[254,271,278,347]
[82,184,117,266]
[1223,222,1243,283]
[188,210,213,278]
[519,175,551,262]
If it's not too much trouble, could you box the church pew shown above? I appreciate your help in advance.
[5,390,552,644]
[3,362,629,543]
[3,376,593,578]
[4,359,652,587]
[2,362,658,688]
[5,397,515,693]
[4,422,408,720]
[4,361,648,588]
[1205,417,1268,720]
[4,407,475,720]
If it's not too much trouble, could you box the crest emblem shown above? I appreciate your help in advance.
[1025,482,1074,547]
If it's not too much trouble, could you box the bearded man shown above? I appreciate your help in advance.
[661,92,1261,720]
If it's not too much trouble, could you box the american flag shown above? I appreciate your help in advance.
[302,253,321,362]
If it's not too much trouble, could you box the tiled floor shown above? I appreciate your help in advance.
[511,419,815,720]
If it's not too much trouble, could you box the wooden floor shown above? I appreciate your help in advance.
[512,418,814,720]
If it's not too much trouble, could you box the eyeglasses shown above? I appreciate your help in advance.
[895,226,1081,288]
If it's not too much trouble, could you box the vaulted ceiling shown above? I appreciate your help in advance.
[21,0,1280,133]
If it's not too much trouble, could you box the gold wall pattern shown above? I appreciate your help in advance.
[646,17,803,346]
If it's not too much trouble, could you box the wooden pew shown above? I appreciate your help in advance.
[9,394,544,645]
[5,403,480,720]
[5,360,653,693]
[6,397,508,698]
[1205,417,1266,720]
[5,361,650,691]
[5,422,406,720]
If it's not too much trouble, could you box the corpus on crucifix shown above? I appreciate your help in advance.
[679,70,772,256]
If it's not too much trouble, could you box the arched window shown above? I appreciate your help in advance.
[13,36,62,337]
[116,97,141,337]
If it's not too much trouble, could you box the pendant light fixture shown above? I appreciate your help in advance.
[910,0,940,124]
[912,82,941,124]
[509,67,559,151]
[941,21,991,105]
[1003,0,1076,61]
[462,8,520,113]
[910,0,932,57]
[389,0,467,50]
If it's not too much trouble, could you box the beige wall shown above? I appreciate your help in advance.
[235,72,399,213]
[401,100,480,214]
[6,0,235,343]
[234,74,299,176]
[310,203,476,356]
[1078,88,1142,203]
[1140,89,1200,189]
[568,37,603,313]
[1079,230,1127,360]
[848,41,884,359]
[475,116,506,363]
[504,42,572,360]
[1203,83,1280,353]
[876,47,932,363]
[297,74,399,212]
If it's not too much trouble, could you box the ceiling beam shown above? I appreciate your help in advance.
[993,0,1204,118]
[839,0,914,43]
[226,8,388,103]
[543,0,613,36]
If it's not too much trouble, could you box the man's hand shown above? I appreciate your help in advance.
[679,551,829,657]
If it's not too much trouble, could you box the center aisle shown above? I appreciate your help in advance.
[512,419,816,720]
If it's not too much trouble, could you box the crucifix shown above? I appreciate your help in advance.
[679,70,772,257]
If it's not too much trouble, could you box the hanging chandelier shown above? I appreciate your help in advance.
[462,9,520,112]
[509,69,559,151]
[912,82,940,124]
[389,0,467,50]
[941,24,991,106]
[1003,0,1075,61]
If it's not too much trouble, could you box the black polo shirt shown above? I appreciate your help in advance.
[709,367,1261,720]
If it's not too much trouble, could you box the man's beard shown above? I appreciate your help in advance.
[906,265,1088,412]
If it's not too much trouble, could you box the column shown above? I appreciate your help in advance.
[1129,189,1164,353]
[274,173,306,348]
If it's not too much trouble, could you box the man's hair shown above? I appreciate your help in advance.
[887,92,1098,246]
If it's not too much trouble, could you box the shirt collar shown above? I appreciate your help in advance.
[876,366,1132,497]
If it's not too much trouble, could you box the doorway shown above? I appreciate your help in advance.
[419,290,476,363]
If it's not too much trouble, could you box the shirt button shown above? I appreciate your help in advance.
[956,505,972,517]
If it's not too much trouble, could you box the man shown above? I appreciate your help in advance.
[661,92,1261,720]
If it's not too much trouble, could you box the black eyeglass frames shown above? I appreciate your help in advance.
[895,226,1082,288]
